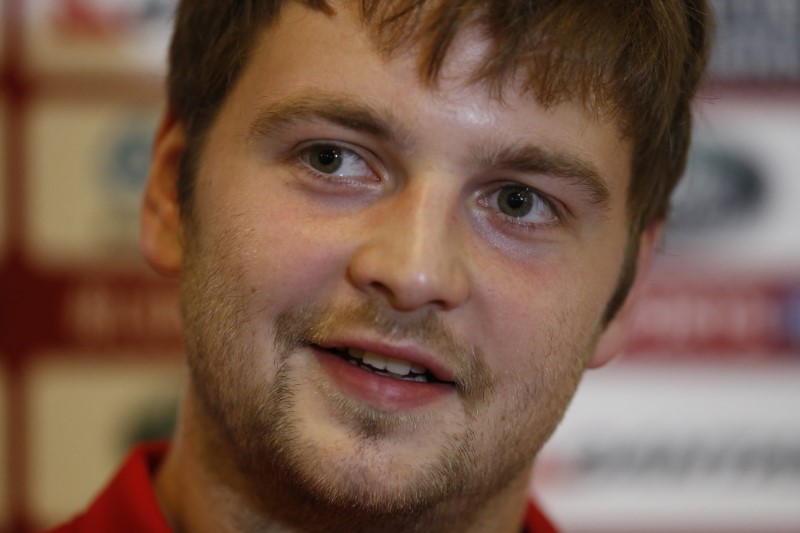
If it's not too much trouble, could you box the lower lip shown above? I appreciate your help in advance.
[312,347,454,411]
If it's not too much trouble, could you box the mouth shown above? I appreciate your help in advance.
[312,344,451,385]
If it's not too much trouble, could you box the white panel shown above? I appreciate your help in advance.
[665,96,800,274]
[534,362,800,533]
[25,99,161,269]
[23,0,174,76]
[27,354,184,527]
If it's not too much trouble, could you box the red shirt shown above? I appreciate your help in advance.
[44,443,558,532]
[43,442,172,533]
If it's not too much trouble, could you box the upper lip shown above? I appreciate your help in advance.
[312,336,456,383]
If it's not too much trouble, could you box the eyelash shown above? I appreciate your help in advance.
[494,210,562,234]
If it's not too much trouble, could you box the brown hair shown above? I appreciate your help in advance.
[167,0,713,320]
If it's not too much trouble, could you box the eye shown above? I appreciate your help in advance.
[301,143,376,180]
[497,186,534,217]
[308,145,343,173]
[490,184,557,223]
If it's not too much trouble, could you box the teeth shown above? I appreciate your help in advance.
[358,351,430,378]
[348,348,365,360]
[385,358,412,376]
[410,363,426,374]
[362,351,386,371]
[337,347,431,380]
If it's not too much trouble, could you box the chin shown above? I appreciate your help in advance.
[276,386,476,513]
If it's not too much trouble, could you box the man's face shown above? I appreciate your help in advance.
[150,1,642,524]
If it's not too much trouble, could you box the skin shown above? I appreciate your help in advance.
[141,3,660,532]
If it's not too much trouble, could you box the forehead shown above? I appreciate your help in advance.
[213,1,631,201]
[245,1,624,127]
[251,2,622,129]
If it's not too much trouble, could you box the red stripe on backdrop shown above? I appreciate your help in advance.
[625,271,800,360]
[0,1,175,529]
[2,0,35,529]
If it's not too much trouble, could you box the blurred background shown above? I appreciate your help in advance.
[0,0,798,532]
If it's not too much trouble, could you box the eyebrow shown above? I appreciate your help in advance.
[248,92,412,146]
[474,144,612,210]
[249,92,612,210]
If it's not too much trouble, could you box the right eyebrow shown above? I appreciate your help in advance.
[473,143,612,211]
[248,91,413,147]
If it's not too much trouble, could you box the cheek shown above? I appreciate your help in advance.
[468,271,601,468]
[198,145,367,308]
[208,203,354,316]
[470,242,624,377]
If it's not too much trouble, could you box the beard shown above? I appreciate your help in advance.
[177,223,592,532]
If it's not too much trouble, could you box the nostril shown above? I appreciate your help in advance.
[368,280,393,298]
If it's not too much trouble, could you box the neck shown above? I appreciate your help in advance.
[155,390,532,533]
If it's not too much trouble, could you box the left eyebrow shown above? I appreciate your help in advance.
[474,144,612,210]
[248,92,413,147]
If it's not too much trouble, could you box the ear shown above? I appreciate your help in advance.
[587,221,663,369]
[141,109,186,277]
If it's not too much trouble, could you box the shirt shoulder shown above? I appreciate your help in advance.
[524,498,559,533]
[37,441,173,533]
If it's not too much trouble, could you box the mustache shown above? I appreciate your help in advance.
[273,300,494,401]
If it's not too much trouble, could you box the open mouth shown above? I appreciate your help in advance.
[312,344,448,384]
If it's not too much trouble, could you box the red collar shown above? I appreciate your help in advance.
[524,497,560,533]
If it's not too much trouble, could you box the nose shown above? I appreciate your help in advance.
[347,183,470,312]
